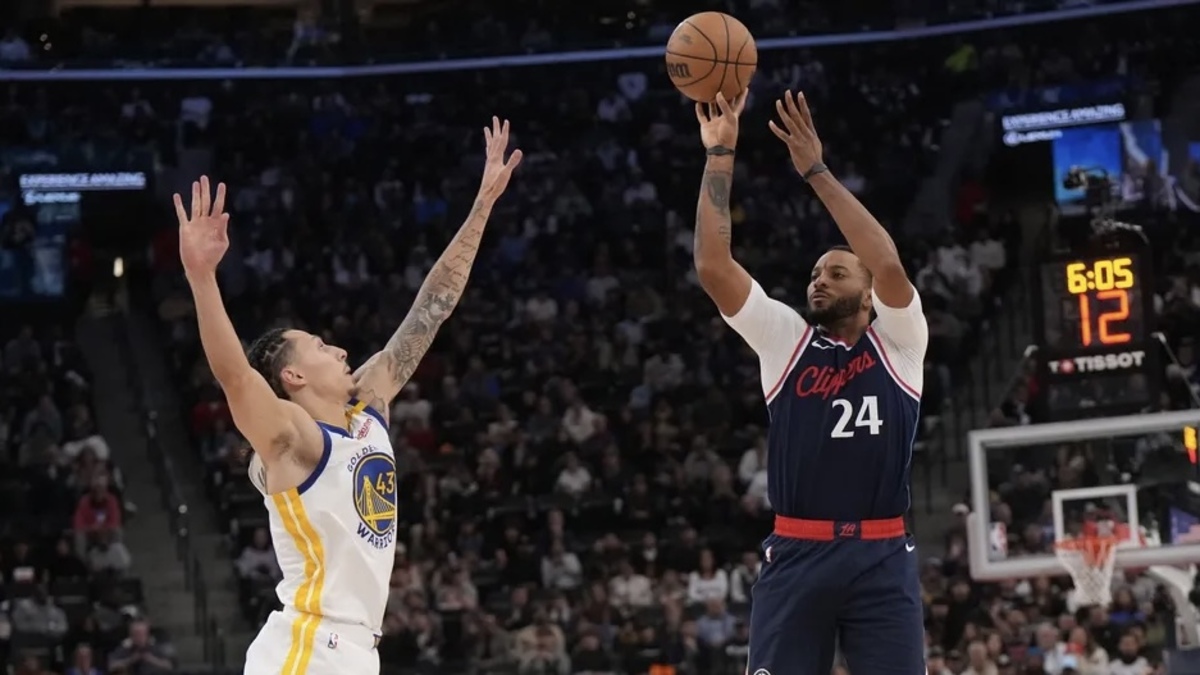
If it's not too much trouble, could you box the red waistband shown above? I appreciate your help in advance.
[773,515,907,541]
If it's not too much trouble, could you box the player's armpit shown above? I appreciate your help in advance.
[222,371,322,466]
[722,280,810,397]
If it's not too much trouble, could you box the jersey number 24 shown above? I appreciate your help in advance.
[830,396,883,438]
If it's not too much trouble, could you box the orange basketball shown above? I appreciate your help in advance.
[665,12,757,103]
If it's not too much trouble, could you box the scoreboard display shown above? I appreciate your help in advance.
[1033,246,1159,420]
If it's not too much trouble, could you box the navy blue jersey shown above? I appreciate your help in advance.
[724,281,928,521]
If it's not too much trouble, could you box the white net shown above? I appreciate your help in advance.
[1055,535,1120,609]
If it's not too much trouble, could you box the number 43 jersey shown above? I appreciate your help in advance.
[254,400,397,635]
[722,281,929,522]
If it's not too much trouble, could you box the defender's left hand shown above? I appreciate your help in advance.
[478,117,523,203]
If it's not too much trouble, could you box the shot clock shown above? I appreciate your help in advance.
[1033,249,1158,421]
[1061,257,1139,348]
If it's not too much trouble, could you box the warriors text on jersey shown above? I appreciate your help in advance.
[254,399,396,636]
[723,281,928,520]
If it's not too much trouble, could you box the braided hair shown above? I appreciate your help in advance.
[246,327,294,399]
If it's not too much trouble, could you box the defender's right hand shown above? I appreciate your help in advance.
[696,92,746,151]
[175,175,230,278]
[477,116,523,204]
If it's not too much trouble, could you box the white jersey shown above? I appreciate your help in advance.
[255,399,396,635]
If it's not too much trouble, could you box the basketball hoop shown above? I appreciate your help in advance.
[1054,532,1122,607]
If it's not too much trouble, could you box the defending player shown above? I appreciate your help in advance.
[693,91,927,674]
[175,118,522,675]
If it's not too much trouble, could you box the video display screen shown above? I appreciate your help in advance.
[993,91,1200,215]
[1,171,149,300]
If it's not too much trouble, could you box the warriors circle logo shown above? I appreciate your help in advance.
[352,452,397,549]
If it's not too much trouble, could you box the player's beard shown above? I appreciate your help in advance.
[806,291,863,327]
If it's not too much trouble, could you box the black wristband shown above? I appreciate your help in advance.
[802,162,829,181]
[706,146,735,157]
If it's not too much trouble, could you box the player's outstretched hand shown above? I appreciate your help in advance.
[174,175,230,279]
[769,90,824,176]
[696,92,746,152]
[478,116,523,203]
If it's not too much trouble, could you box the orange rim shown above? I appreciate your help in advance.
[1055,535,1121,567]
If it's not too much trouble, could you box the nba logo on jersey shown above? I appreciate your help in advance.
[328,633,339,650]
[348,447,397,549]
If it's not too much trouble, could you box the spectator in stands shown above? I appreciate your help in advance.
[236,527,281,587]
[47,537,89,581]
[728,550,760,604]
[61,416,111,463]
[6,326,42,368]
[928,647,954,675]
[569,631,613,673]
[86,529,133,578]
[695,598,736,650]
[11,585,70,644]
[392,383,432,427]
[23,395,63,443]
[107,618,175,674]
[65,643,103,675]
[541,542,583,591]
[554,452,593,498]
[13,655,52,675]
[517,628,571,675]
[433,562,479,612]
[72,475,123,554]
[1109,632,1152,675]
[1066,626,1109,674]
[962,639,998,675]
[7,5,1189,672]
[609,557,653,612]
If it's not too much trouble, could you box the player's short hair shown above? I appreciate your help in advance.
[247,327,294,398]
[825,244,872,281]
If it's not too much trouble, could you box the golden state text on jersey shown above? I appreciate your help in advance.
[255,399,397,633]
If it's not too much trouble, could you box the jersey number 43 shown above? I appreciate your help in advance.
[830,396,883,438]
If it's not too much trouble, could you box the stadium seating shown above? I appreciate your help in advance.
[128,29,986,673]
[138,8,1193,674]
[0,317,166,673]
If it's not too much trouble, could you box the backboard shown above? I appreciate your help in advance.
[965,410,1200,642]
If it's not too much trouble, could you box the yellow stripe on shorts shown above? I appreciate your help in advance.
[272,489,327,675]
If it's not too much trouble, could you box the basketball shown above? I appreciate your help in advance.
[665,12,757,103]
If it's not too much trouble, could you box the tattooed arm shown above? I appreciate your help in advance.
[693,154,754,317]
[353,117,523,422]
[352,199,493,418]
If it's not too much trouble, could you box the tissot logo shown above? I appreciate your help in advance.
[1048,350,1145,374]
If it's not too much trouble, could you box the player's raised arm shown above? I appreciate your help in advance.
[176,177,319,464]
[694,93,809,395]
[693,92,754,318]
[769,91,913,310]
[353,117,523,418]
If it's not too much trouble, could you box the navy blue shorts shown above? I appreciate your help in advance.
[747,523,925,675]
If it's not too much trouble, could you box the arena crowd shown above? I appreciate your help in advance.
[1,1,1199,674]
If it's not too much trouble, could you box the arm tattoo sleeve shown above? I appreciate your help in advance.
[381,199,490,389]
[695,164,735,258]
[704,170,733,243]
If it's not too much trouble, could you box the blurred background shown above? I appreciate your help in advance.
[1,0,1200,674]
